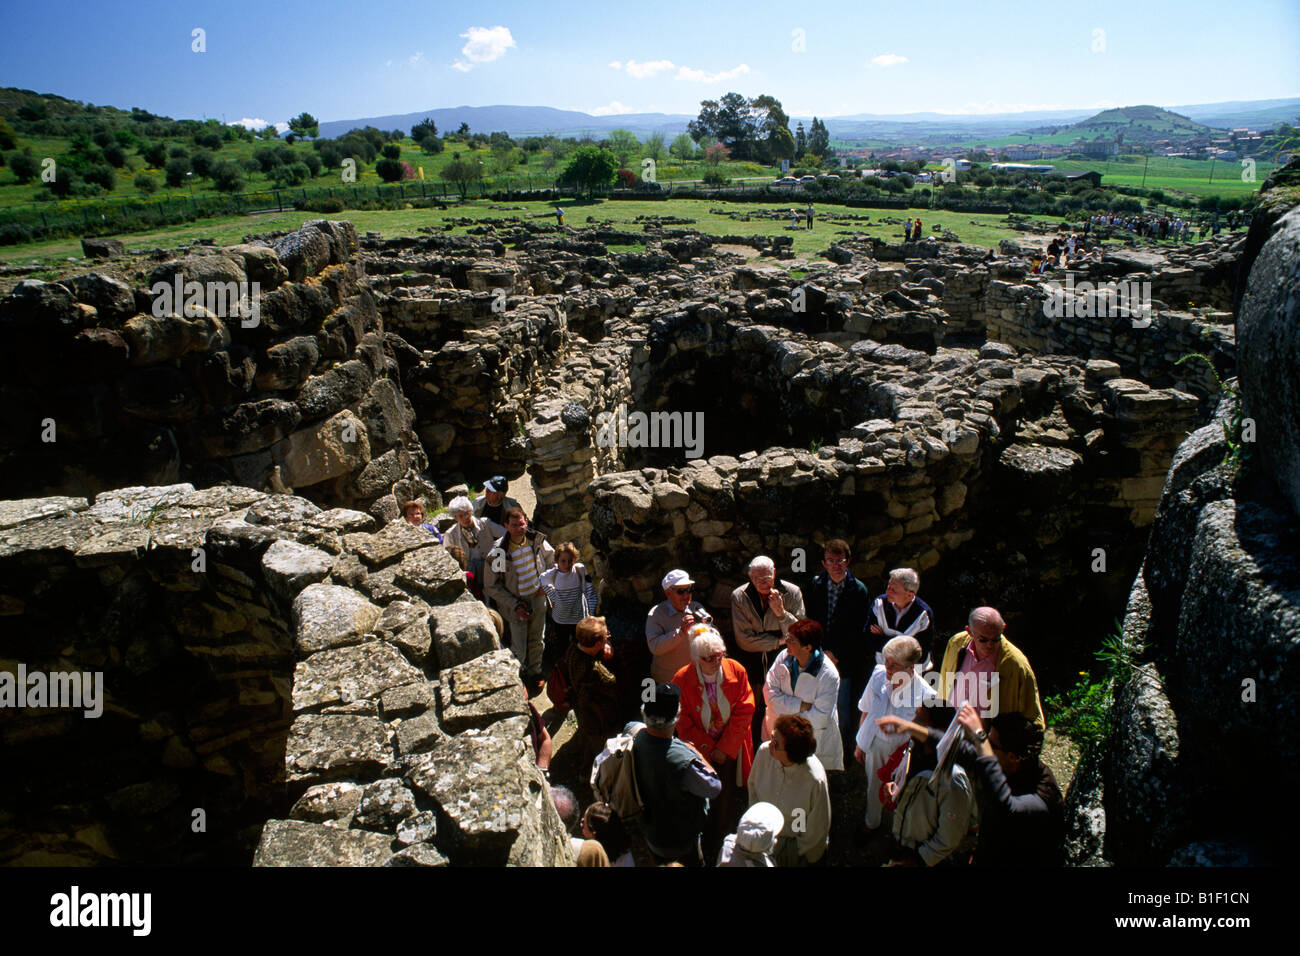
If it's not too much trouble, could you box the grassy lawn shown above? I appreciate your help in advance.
[0,197,1064,267]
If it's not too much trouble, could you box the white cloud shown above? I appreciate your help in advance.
[228,118,290,135]
[608,60,622,69]
[676,63,750,83]
[591,101,632,116]
[625,58,676,79]
[452,25,516,71]
[408,51,425,66]
[385,59,393,68]
[869,54,908,67]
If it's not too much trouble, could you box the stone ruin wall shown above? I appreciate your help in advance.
[0,208,1257,865]
[0,484,570,866]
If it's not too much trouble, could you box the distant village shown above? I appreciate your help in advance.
[850,127,1275,166]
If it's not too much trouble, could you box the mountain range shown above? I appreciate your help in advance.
[317,97,1300,142]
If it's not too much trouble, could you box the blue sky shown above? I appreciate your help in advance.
[1,0,1297,128]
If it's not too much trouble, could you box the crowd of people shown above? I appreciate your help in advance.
[402,483,1064,868]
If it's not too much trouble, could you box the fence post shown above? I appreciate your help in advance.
[274,189,282,211]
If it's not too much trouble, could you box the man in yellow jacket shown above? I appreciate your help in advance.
[938,606,1044,731]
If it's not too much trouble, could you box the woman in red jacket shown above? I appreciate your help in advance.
[674,623,756,860]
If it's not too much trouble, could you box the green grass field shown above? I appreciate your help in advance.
[0,197,1067,268]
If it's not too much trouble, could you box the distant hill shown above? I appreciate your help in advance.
[317,105,696,140]
[1026,105,1218,143]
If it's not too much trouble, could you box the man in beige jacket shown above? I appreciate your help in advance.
[731,555,805,749]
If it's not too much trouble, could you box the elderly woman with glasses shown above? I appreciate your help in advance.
[674,624,756,856]
[442,495,495,603]
[854,634,935,836]
[748,714,832,865]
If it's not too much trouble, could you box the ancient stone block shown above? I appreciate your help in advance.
[292,583,382,654]
[253,819,393,866]
[292,640,425,712]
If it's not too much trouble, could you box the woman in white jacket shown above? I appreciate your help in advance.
[762,618,843,772]
[854,634,935,832]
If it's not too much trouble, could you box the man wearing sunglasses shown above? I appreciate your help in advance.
[938,606,1045,732]
[646,569,714,684]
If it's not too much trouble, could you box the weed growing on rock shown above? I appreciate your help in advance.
[1175,352,1249,469]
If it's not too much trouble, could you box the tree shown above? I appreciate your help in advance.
[643,131,666,163]
[7,150,39,183]
[807,117,830,158]
[769,127,796,163]
[689,92,756,158]
[794,122,807,159]
[703,143,730,166]
[605,129,640,167]
[190,150,216,178]
[412,118,438,142]
[289,112,319,139]
[211,160,245,193]
[164,156,190,187]
[444,157,482,198]
[456,122,470,137]
[134,172,159,194]
[420,136,444,155]
[670,133,696,160]
[141,141,167,167]
[382,143,401,160]
[559,145,617,197]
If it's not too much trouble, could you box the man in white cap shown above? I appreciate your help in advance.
[473,475,521,536]
[645,570,714,684]
[717,802,784,867]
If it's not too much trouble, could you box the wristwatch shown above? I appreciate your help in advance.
[973,729,989,742]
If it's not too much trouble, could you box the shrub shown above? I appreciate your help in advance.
[168,144,190,160]
[420,135,444,155]
[190,149,216,178]
[81,163,115,191]
[616,167,638,188]
[240,157,261,174]
[297,197,345,213]
[701,169,727,185]
[141,141,168,167]
[164,156,190,186]
[134,172,159,194]
[271,161,310,187]
[102,144,127,168]
[211,160,245,193]
[254,148,281,172]
[375,158,405,182]
[303,152,322,177]
[381,143,401,160]
[0,222,35,246]
[196,132,223,150]
[318,142,343,168]
[7,150,39,183]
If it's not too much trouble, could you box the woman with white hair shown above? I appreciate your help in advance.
[673,624,756,858]
[854,634,936,836]
[442,495,494,602]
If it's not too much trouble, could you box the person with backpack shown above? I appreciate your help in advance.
[631,683,721,866]
[562,617,621,780]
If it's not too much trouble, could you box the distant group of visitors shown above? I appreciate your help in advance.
[399,484,1063,868]
[903,218,925,241]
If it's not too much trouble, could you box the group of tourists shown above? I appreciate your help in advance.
[903,217,925,241]
[401,489,1064,868]
[1084,212,1227,242]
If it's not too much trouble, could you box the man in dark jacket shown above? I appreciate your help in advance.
[879,705,1064,866]
[632,683,721,866]
[804,539,871,762]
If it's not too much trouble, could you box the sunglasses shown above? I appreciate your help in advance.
[974,633,1003,644]
[673,587,694,595]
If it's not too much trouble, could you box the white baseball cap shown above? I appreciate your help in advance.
[662,569,695,591]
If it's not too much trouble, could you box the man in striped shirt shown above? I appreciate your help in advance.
[484,506,555,690]
[868,568,936,669]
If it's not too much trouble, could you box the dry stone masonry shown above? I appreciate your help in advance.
[0,175,1284,864]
